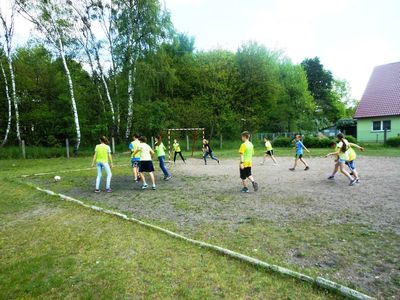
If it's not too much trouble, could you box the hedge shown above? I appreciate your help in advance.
[386,136,400,147]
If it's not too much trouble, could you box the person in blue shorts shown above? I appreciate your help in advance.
[289,134,310,171]
[129,133,141,182]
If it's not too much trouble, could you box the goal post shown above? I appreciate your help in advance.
[167,128,205,161]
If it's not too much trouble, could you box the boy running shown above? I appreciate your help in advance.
[289,134,310,171]
[129,134,141,182]
[261,137,278,165]
[133,136,156,190]
[239,131,259,193]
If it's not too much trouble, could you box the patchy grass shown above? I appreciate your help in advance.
[1,172,341,299]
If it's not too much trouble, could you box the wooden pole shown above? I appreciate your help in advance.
[186,134,189,151]
[21,140,26,159]
[66,138,70,159]
[168,130,171,162]
[112,137,115,154]
[151,136,155,149]
[384,129,387,145]
[220,134,222,149]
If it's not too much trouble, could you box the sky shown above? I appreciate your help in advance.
[163,0,400,99]
[7,0,400,100]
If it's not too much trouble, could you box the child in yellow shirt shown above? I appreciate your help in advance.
[239,131,259,193]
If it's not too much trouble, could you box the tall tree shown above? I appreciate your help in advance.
[0,53,12,146]
[17,0,82,151]
[0,1,21,144]
[114,0,171,139]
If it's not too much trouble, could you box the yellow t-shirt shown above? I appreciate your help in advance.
[265,141,273,151]
[95,144,111,163]
[130,140,141,159]
[239,141,254,167]
[173,142,181,152]
[347,147,356,161]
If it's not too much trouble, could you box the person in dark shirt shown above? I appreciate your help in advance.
[202,139,220,165]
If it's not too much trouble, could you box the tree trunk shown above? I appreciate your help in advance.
[59,38,81,151]
[125,61,135,139]
[0,61,12,147]
[7,54,21,144]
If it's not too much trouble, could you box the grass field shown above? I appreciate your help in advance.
[1,146,399,299]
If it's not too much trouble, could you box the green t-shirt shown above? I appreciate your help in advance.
[130,140,141,158]
[155,142,166,157]
[173,142,181,152]
[239,141,254,167]
[265,141,273,151]
[95,144,111,163]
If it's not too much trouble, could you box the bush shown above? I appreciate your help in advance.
[272,136,292,147]
[386,136,400,147]
[345,135,357,143]
[303,136,335,148]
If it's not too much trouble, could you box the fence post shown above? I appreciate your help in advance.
[186,134,189,151]
[151,136,154,149]
[112,137,116,154]
[66,138,70,159]
[384,129,387,145]
[220,134,222,149]
[21,140,26,159]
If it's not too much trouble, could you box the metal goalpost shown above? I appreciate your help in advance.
[167,128,205,161]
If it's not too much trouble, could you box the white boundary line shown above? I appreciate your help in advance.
[33,185,375,300]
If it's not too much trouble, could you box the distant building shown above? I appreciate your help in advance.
[354,62,400,142]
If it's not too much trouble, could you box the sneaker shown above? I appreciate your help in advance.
[94,189,100,193]
[327,175,335,180]
[141,184,148,190]
[260,162,265,165]
[105,188,113,193]
[217,160,220,164]
[240,187,249,193]
[355,178,360,184]
[252,181,259,192]
[289,168,295,171]
[349,178,357,186]
[164,176,172,181]
[304,166,310,171]
[152,185,156,190]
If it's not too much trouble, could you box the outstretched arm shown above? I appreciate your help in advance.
[349,143,364,151]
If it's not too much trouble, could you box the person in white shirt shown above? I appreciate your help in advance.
[133,136,156,190]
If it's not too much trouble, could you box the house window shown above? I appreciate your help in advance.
[372,120,391,131]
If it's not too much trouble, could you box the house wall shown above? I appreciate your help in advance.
[357,116,400,142]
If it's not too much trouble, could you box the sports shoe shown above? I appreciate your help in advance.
[349,178,357,186]
[252,181,259,192]
[105,188,112,193]
[94,189,100,193]
[240,187,249,193]
[355,178,360,184]
[141,184,148,190]
[164,176,172,181]
[217,160,220,164]
[152,185,156,190]
[289,168,295,171]
[304,166,310,171]
[327,175,335,180]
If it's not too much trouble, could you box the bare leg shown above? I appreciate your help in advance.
[149,172,156,186]
[242,179,247,188]
[261,154,267,164]
[339,163,353,181]
[141,173,147,185]
[271,155,278,164]
[292,158,299,169]
[299,158,308,167]
[331,162,339,176]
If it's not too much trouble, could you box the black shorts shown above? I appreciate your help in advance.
[139,161,154,173]
[295,153,303,159]
[265,150,274,156]
[240,167,252,180]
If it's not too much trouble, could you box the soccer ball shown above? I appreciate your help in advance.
[54,175,61,182]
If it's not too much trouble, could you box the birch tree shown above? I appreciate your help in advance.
[0,1,21,144]
[115,0,171,139]
[69,0,116,130]
[17,0,82,150]
[0,54,12,146]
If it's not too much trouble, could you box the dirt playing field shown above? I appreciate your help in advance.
[26,156,400,299]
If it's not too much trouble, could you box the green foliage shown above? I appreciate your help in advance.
[303,136,335,148]
[345,135,357,143]
[272,136,292,147]
[386,136,400,147]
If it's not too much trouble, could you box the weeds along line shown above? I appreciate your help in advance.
[26,182,375,300]
[20,164,130,178]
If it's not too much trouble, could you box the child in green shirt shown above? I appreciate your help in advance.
[155,136,171,180]
[91,136,113,193]
[173,139,186,164]
[261,137,278,165]
[239,131,258,193]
